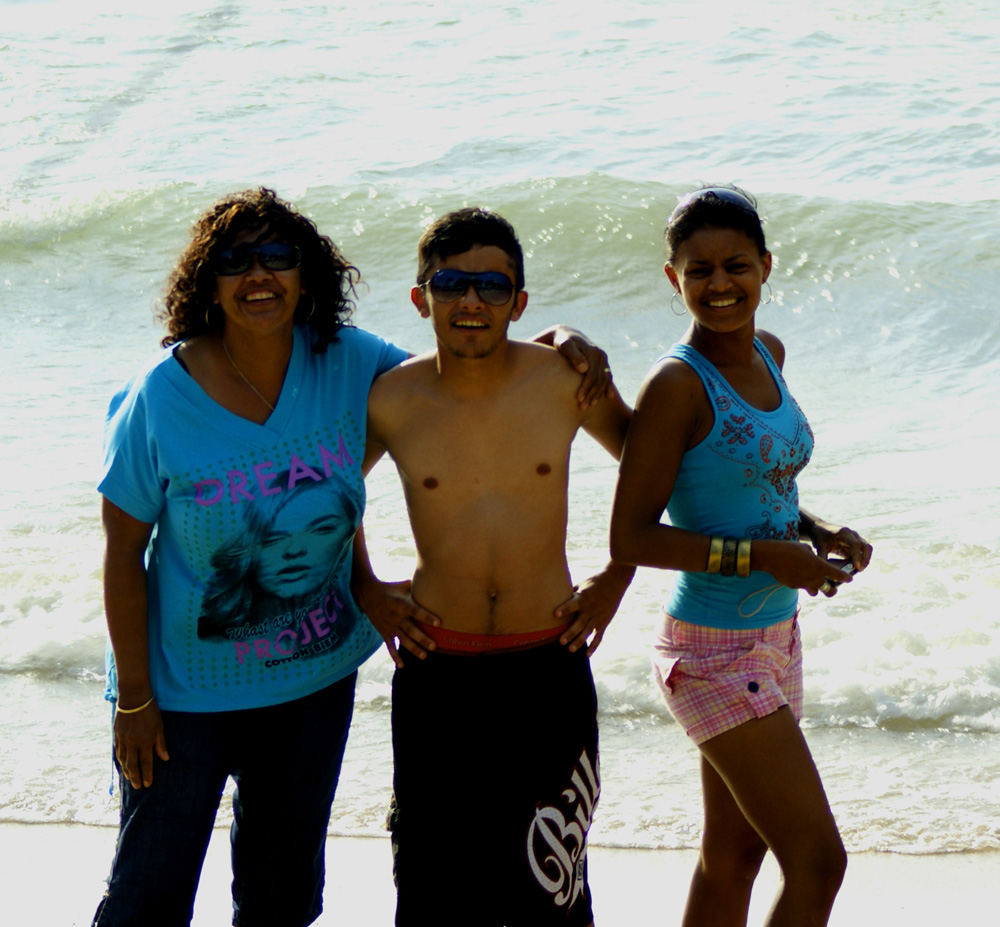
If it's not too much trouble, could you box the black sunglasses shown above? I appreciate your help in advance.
[423,269,516,306]
[213,242,302,276]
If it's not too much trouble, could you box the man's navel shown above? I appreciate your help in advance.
[423,476,439,490]
[536,463,551,476]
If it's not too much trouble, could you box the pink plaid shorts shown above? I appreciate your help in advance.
[653,613,803,745]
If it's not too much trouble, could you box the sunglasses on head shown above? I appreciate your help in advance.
[213,242,302,276]
[668,187,759,223]
[423,269,516,306]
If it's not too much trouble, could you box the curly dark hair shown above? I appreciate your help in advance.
[160,187,359,352]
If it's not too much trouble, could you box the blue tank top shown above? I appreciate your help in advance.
[664,340,814,629]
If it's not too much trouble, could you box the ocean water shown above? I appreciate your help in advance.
[1,0,998,858]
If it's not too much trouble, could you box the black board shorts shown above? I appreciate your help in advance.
[390,641,599,927]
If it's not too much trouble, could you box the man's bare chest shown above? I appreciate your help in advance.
[387,405,577,495]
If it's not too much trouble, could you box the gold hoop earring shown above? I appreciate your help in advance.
[205,305,213,329]
[303,293,316,321]
[671,291,687,316]
[762,282,773,305]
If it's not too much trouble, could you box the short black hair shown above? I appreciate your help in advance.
[416,207,525,289]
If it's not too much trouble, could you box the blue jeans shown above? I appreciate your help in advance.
[92,672,356,927]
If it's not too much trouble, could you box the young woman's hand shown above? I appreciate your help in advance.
[555,562,635,656]
[752,539,859,597]
[805,517,873,573]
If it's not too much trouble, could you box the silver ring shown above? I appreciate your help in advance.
[820,580,835,595]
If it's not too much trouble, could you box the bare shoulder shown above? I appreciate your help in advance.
[639,354,705,407]
[755,329,786,369]
[369,351,434,405]
[367,353,439,451]
[513,339,570,369]
[629,354,710,449]
[510,340,587,400]
[515,340,633,459]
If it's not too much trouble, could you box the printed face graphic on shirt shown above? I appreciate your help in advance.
[253,491,355,598]
[196,471,361,644]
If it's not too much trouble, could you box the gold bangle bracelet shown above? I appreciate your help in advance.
[736,538,752,578]
[706,536,724,574]
[115,696,155,715]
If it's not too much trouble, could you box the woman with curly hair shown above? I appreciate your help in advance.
[93,187,610,927]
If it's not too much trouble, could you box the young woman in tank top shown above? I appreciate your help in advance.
[611,186,873,927]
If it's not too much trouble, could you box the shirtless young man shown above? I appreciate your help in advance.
[354,208,634,927]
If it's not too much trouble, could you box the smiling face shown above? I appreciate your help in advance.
[665,225,772,335]
[213,224,304,341]
[410,244,528,360]
[252,489,354,599]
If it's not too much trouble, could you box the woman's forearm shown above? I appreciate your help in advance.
[102,498,155,705]
[610,521,713,573]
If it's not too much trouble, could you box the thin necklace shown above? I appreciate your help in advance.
[222,337,275,413]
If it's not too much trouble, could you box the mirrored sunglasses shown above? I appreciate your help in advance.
[424,269,515,306]
[213,242,302,276]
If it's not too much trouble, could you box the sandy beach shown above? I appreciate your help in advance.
[5,0,1000,920]
[6,822,996,925]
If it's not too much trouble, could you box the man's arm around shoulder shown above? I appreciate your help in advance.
[580,380,632,461]
[555,371,635,655]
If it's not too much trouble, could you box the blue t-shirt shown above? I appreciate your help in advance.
[664,340,814,629]
[99,325,407,711]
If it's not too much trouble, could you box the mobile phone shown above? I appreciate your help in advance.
[827,558,856,582]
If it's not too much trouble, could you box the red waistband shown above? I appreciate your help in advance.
[418,621,569,656]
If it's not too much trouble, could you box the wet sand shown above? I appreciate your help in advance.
[7,822,996,925]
